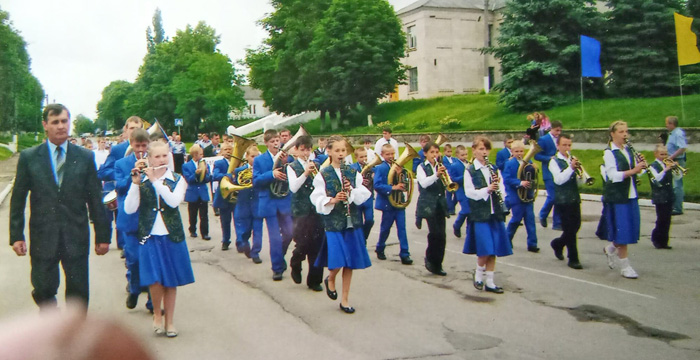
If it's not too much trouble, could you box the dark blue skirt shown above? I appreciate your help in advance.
[315,228,372,270]
[463,219,513,257]
[605,199,640,245]
[139,235,195,287]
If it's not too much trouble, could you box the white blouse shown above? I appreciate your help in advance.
[310,167,371,215]
[416,160,439,188]
[286,158,309,193]
[603,143,637,199]
[463,159,506,214]
[124,170,187,235]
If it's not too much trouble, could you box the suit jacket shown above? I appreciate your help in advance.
[114,155,139,233]
[535,133,557,181]
[495,148,511,173]
[97,141,128,192]
[212,158,234,210]
[373,161,397,211]
[183,159,212,202]
[10,142,110,259]
[504,157,531,207]
[252,151,291,218]
[449,160,468,204]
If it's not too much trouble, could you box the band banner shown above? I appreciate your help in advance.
[674,13,700,66]
[580,35,602,78]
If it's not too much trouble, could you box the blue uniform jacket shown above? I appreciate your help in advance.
[98,141,129,192]
[534,133,557,181]
[252,151,291,218]
[351,162,375,200]
[183,159,212,202]
[448,160,468,205]
[373,161,398,211]
[212,158,234,210]
[412,149,425,173]
[234,164,257,218]
[496,147,511,173]
[114,154,138,233]
[503,157,532,207]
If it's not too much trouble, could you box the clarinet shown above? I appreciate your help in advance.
[483,156,506,211]
[624,139,656,186]
[340,165,354,229]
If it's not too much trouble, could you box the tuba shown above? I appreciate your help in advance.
[219,135,256,202]
[387,143,419,208]
[270,125,310,197]
[360,155,382,192]
[516,140,541,202]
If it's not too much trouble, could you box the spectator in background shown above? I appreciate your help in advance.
[200,133,213,157]
[279,129,292,148]
[84,139,94,151]
[171,135,186,174]
[373,127,399,157]
[363,138,376,165]
[495,135,514,173]
[94,137,109,170]
[539,113,552,136]
[210,132,221,156]
[665,116,687,215]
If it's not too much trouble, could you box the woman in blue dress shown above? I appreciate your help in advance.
[602,121,646,279]
[312,136,372,313]
[463,136,511,294]
[125,141,194,337]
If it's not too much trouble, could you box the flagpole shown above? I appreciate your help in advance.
[678,64,686,122]
[580,77,585,124]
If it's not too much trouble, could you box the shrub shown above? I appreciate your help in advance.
[439,116,461,129]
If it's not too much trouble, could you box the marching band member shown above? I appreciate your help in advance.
[503,140,539,252]
[548,134,583,269]
[463,136,511,294]
[373,127,399,158]
[443,144,457,215]
[350,147,375,242]
[495,135,514,173]
[416,142,449,276]
[603,121,645,279]
[363,138,377,165]
[124,141,194,338]
[535,120,563,230]
[373,144,413,265]
[183,145,212,240]
[450,145,470,238]
[309,137,327,161]
[312,137,372,313]
[412,134,431,229]
[212,143,235,251]
[114,129,152,310]
[286,136,325,291]
[252,130,294,281]
[234,145,263,263]
[649,145,679,249]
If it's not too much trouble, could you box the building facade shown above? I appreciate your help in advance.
[395,0,506,101]
[231,85,271,120]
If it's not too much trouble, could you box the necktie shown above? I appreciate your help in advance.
[55,146,65,187]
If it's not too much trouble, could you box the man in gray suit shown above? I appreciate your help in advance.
[10,104,111,311]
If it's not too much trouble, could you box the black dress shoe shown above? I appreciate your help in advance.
[272,272,283,281]
[567,260,583,269]
[376,251,386,260]
[415,217,422,229]
[453,226,462,238]
[552,225,562,231]
[540,218,547,228]
[244,248,252,258]
[550,240,564,260]
[308,284,323,292]
[214,208,220,216]
[435,268,447,276]
[324,277,338,300]
[485,285,504,294]
[291,268,302,284]
[527,246,540,253]
[221,242,230,251]
[252,257,262,264]
[190,233,198,238]
[202,235,211,241]
[473,273,484,290]
[126,293,138,309]
[339,303,356,314]
[400,256,413,265]
[120,250,125,259]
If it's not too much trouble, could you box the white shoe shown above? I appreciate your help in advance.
[604,246,618,269]
[621,266,638,279]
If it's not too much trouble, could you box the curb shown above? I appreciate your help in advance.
[539,190,700,210]
[0,178,15,206]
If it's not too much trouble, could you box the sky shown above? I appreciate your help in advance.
[2,0,416,120]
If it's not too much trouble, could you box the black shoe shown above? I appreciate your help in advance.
[485,286,504,294]
[671,211,683,216]
[202,235,211,241]
[425,259,446,276]
[435,268,447,276]
[453,226,462,238]
[400,256,413,265]
[252,257,262,264]
[120,250,125,259]
[126,293,138,309]
[552,225,562,231]
[527,246,540,253]
[190,233,198,238]
[308,284,323,292]
[221,242,230,251]
[214,209,220,216]
[339,303,356,314]
[550,240,564,260]
[415,217,422,229]
[473,273,484,290]
[324,277,338,300]
[272,272,283,281]
[660,245,673,249]
[567,260,583,270]
[291,268,302,284]
[244,247,252,258]
[376,250,386,260]
[540,217,547,228]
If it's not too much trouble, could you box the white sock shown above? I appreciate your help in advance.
[475,265,486,282]
[619,257,631,268]
[606,244,617,254]
[485,271,496,288]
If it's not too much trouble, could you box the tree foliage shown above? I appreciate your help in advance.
[688,0,700,18]
[604,0,685,97]
[72,114,96,136]
[488,0,603,112]
[96,80,134,130]
[0,7,45,133]
[146,8,167,54]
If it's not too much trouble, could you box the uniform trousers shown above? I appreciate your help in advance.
[551,202,581,261]
[376,209,410,257]
[188,199,209,236]
[357,199,375,241]
[651,202,673,248]
[425,207,447,268]
[290,213,325,286]
[539,179,561,228]
[219,206,234,244]
[506,202,537,248]
[264,211,293,273]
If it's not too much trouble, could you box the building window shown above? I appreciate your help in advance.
[488,24,493,47]
[488,67,495,91]
[409,68,418,92]
[407,26,417,49]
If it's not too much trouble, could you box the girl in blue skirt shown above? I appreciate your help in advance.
[312,136,372,313]
[602,121,646,279]
[463,136,511,294]
[125,142,195,337]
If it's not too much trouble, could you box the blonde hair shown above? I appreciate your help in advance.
[246,144,260,156]
[189,144,202,156]
[654,144,667,154]
[148,141,169,155]
[510,140,525,150]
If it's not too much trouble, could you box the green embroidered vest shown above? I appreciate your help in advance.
[320,165,363,232]
[467,164,505,222]
[416,162,448,218]
[603,147,636,204]
[289,160,315,217]
[649,161,674,205]
[553,158,581,205]
[137,176,185,243]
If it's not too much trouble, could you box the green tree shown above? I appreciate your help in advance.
[605,0,685,97]
[146,8,167,54]
[72,114,96,136]
[96,80,134,130]
[488,0,603,112]
[688,0,700,17]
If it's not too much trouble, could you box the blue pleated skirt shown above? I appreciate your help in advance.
[463,219,513,257]
[315,228,372,270]
[605,199,640,245]
[139,235,195,287]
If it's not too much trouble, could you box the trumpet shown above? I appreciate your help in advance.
[436,157,458,192]
[568,151,595,186]
[663,158,688,176]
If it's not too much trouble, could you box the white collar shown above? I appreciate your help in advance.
[473,159,487,170]
[556,152,570,161]
[610,142,624,151]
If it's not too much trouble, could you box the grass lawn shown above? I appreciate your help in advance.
[292,93,700,135]
[0,147,12,161]
[0,134,44,151]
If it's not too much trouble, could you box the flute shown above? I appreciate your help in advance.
[132,165,169,176]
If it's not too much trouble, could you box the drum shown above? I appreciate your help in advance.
[103,190,118,211]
